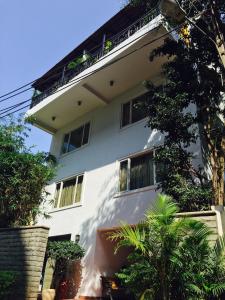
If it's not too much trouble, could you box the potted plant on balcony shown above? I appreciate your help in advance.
[46,240,85,300]
[67,51,92,70]
[104,40,113,54]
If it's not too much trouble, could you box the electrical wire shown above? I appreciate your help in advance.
[0,21,183,119]
[0,4,160,103]
[1,9,206,119]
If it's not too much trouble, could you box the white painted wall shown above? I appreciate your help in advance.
[38,83,202,297]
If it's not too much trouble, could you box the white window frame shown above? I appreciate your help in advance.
[119,150,157,193]
[54,173,84,209]
[61,122,91,155]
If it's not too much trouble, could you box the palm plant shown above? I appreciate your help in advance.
[110,194,225,300]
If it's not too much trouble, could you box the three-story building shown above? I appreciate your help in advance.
[26,3,202,298]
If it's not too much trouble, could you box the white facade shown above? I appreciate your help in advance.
[27,7,203,298]
[40,84,165,297]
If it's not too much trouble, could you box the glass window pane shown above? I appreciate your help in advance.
[130,153,154,190]
[82,123,90,145]
[62,134,70,154]
[54,183,61,208]
[120,160,128,191]
[59,178,76,207]
[75,175,83,203]
[131,97,146,123]
[68,126,83,152]
[122,102,131,127]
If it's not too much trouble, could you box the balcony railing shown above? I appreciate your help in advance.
[31,6,160,108]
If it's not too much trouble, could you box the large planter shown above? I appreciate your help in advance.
[54,259,82,300]
[0,225,49,300]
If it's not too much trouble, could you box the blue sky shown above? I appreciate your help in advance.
[0,0,121,152]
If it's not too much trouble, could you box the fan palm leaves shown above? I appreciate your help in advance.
[110,194,225,300]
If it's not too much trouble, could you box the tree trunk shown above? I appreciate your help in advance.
[210,0,225,69]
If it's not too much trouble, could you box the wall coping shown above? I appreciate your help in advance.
[176,210,216,217]
[0,225,49,232]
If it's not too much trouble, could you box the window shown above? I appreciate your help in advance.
[54,174,84,208]
[119,151,162,192]
[121,93,149,127]
[62,122,90,154]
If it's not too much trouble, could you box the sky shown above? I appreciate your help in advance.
[0,0,122,152]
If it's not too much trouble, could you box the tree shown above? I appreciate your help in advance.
[0,117,56,227]
[111,194,225,300]
[126,0,225,207]
[126,0,225,68]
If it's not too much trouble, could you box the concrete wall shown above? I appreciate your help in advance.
[38,84,203,298]
[0,226,49,300]
[176,210,218,243]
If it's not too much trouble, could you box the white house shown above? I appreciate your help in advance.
[26,3,202,299]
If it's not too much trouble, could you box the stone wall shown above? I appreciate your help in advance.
[0,226,49,300]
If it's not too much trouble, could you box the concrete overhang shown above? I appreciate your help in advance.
[26,15,169,133]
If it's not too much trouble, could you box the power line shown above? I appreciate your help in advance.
[0,4,209,106]
[0,80,35,100]
[2,8,207,119]
[0,5,160,103]
[0,87,33,104]
[0,21,184,119]
[0,100,31,114]
[1,104,31,117]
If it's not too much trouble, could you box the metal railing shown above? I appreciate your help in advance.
[31,6,160,108]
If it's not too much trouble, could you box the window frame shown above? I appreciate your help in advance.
[118,150,158,193]
[120,93,148,128]
[61,122,91,155]
[54,173,84,209]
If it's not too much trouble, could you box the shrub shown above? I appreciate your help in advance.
[0,271,18,299]
[46,240,85,299]
[46,240,85,261]
[46,240,85,279]
[0,118,56,227]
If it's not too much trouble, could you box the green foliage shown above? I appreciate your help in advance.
[0,117,56,227]
[111,194,225,300]
[139,13,225,209]
[127,0,225,210]
[0,271,18,299]
[104,40,113,53]
[46,240,85,262]
[116,253,155,299]
[46,240,85,288]
[144,28,224,209]
[67,52,92,70]
[158,173,212,211]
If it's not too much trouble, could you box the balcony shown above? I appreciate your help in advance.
[27,4,169,133]
[31,6,160,108]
